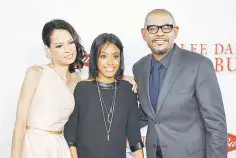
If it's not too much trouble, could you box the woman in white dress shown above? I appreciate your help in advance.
[11,19,86,158]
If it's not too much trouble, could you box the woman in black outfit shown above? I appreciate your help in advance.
[64,33,144,158]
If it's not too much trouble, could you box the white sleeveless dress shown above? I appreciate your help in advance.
[22,65,75,158]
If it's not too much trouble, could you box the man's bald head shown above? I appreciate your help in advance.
[144,9,176,27]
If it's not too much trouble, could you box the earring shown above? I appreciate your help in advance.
[46,54,54,68]
[49,59,54,68]
[46,54,51,59]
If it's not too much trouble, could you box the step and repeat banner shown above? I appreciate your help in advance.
[0,0,235,157]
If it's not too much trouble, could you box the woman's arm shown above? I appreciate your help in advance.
[126,90,144,158]
[65,99,79,158]
[11,66,42,158]
[64,82,81,158]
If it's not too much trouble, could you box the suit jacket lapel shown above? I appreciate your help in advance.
[155,45,182,115]
[141,54,156,120]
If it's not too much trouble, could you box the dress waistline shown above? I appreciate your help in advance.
[26,125,62,134]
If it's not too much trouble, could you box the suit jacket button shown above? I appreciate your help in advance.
[153,144,156,148]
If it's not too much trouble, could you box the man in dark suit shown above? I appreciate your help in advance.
[133,9,227,158]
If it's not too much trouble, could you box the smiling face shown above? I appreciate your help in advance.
[45,29,77,66]
[141,11,179,55]
[97,42,121,83]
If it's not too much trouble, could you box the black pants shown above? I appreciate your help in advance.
[156,145,163,158]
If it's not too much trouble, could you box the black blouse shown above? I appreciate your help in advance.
[64,80,143,158]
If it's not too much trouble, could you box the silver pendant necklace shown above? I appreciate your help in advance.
[96,81,117,141]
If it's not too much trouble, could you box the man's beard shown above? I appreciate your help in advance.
[152,47,168,55]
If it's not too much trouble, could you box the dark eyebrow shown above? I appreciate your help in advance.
[54,38,74,45]
[100,51,120,54]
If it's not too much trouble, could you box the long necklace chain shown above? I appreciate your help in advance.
[99,93,114,123]
[96,81,117,141]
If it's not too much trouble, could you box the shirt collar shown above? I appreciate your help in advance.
[151,44,175,70]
